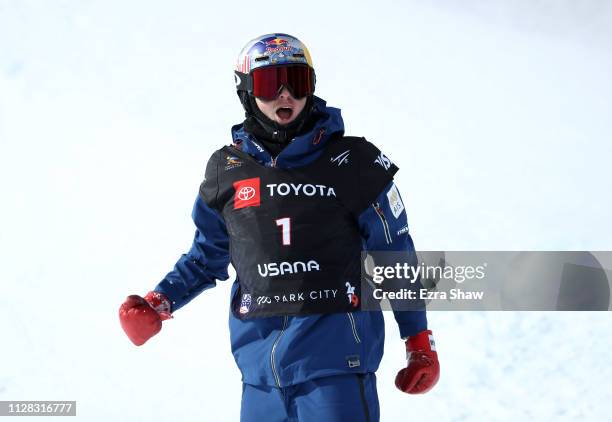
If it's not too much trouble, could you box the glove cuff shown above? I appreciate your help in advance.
[406,329,436,353]
[144,291,173,320]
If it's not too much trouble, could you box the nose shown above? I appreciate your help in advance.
[277,86,294,100]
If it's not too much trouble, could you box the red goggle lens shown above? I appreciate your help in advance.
[251,65,314,100]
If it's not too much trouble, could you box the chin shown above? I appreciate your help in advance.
[274,118,296,125]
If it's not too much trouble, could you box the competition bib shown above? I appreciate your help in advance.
[200,136,398,318]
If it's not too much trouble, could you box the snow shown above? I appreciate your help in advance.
[1,1,611,420]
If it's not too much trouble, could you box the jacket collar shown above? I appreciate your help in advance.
[231,96,345,169]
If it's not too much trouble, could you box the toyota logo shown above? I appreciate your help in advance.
[238,186,256,201]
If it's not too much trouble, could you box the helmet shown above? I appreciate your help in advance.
[234,33,316,102]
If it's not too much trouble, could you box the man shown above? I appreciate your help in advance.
[119,33,440,421]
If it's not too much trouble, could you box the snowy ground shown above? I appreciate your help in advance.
[1,1,611,421]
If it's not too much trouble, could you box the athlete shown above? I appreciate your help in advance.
[119,33,440,421]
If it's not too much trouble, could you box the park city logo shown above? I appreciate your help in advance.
[233,177,261,209]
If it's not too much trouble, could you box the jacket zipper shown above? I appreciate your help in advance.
[270,315,288,387]
[372,202,392,244]
[347,312,361,343]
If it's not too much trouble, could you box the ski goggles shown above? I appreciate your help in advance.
[239,65,315,100]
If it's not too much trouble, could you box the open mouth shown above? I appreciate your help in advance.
[276,107,294,121]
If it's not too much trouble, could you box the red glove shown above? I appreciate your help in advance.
[119,291,172,346]
[395,329,440,394]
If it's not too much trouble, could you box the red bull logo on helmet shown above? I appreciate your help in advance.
[263,37,292,54]
[265,38,289,47]
[236,33,313,73]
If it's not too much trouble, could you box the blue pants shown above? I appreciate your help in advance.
[240,373,379,422]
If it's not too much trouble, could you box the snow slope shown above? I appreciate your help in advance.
[1,1,611,420]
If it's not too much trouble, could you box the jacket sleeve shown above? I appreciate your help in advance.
[357,180,428,339]
[153,195,231,312]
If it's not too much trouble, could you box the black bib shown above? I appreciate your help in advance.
[200,136,398,319]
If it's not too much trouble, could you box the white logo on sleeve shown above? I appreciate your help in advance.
[251,141,265,153]
[396,225,409,236]
[386,183,404,218]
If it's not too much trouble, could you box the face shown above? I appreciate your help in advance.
[254,87,307,125]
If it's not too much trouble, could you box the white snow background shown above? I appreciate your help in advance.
[1,1,611,421]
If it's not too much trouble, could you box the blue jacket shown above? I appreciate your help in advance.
[154,97,427,387]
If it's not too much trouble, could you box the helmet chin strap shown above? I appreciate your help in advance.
[240,92,315,144]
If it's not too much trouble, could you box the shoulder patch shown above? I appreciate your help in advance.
[320,136,399,217]
[386,183,405,218]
